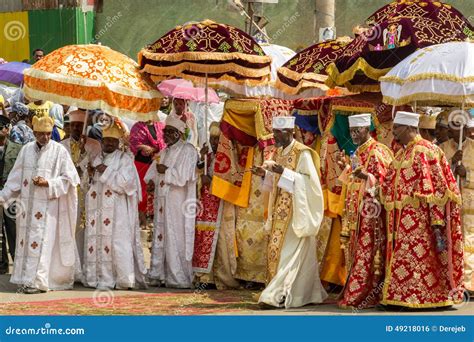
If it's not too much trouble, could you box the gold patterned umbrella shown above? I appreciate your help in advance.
[24,44,161,120]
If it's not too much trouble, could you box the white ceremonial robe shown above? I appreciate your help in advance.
[62,137,102,265]
[144,140,198,288]
[0,140,80,291]
[259,141,328,308]
[82,150,147,289]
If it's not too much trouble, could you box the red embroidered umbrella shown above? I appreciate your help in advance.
[138,19,272,85]
[138,19,272,162]
[325,3,474,92]
[275,38,352,96]
[366,0,470,26]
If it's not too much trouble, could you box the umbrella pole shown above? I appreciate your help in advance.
[204,73,209,176]
[457,103,465,185]
[82,110,89,136]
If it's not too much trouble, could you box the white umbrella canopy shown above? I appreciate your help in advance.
[380,42,474,107]
[261,43,296,81]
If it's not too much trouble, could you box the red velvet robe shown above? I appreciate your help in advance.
[381,135,464,308]
[338,138,393,309]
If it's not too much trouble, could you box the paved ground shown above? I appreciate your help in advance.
[1,230,472,315]
[0,274,472,315]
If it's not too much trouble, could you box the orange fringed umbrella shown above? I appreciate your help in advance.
[23,44,161,121]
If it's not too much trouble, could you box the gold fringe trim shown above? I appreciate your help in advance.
[277,66,328,83]
[274,78,328,95]
[331,105,374,113]
[344,83,380,93]
[150,73,270,87]
[381,73,474,85]
[325,58,392,88]
[141,62,271,79]
[381,298,461,308]
[23,87,158,121]
[225,99,259,112]
[139,49,272,65]
[382,93,474,107]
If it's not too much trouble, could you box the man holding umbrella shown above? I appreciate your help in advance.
[61,110,102,264]
[145,115,198,289]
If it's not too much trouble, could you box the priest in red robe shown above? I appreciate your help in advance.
[381,111,464,308]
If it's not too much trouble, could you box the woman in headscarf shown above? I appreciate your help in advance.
[0,102,35,271]
[49,103,65,141]
[129,116,166,228]
[8,102,35,145]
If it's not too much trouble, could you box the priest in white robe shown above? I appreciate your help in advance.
[61,110,101,265]
[82,119,147,290]
[253,116,327,308]
[0,116,80,294]
[144,115,198,289]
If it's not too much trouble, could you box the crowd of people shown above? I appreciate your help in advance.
[0,51,472,312]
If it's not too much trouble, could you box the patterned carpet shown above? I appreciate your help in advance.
[0,290,261,315]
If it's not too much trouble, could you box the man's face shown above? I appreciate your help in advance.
[210,135,219,153]
[272,128,293,148]
[33,51,44,61]
[392,124,414,146]
[349,126,369,145]
[0,122,9,138]
[34,131,51,146]
[164,126,180,146]
[102,137,119,153]
[70,121,84,140]
[98,114,112,128]
[173,98,186,115]
[161,97,170,108]
[435,124,450,144]
[419,128,435,141]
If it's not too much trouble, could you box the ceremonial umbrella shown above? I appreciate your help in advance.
[208,43,296,98]
[23,44,161,121]
[138,19,272,155]
[380,41,474,181]
[158,78,219,103]
[380,42,474,107]
[366,0,470,26]
[325,7,473,92]
[275,38,352,97]
[138,19,272,85]
[0,62,30,86]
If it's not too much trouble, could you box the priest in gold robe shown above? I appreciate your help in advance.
[253,116,327,308]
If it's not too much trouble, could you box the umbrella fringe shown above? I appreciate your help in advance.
[325,58,392,88]
[382,93,474,107]
[139,50,272,65]
[141,62,271,79]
